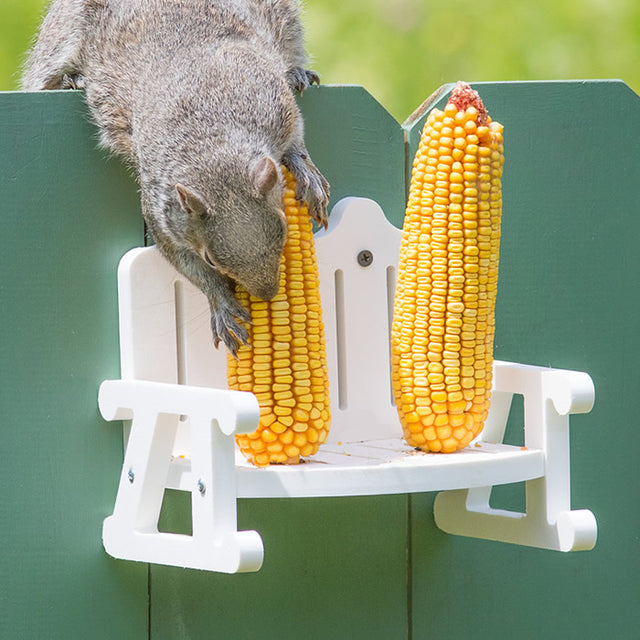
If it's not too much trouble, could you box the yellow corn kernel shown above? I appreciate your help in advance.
[391,82,504,453]
[227,168,331,466]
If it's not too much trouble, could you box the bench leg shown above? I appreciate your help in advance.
[433,363,597,552]
[100,383,264,573]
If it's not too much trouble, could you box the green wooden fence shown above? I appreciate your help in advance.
[1,81,638,639]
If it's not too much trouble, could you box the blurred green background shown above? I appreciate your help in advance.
[2,0,639,121]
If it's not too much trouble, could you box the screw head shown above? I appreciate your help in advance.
[127,469,135,484]
[197,479,206,495]
[357,249,373,267]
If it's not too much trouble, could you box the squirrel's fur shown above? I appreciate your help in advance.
[22,0,330,355]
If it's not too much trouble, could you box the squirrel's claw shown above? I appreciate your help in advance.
[210,299,251,358]
[61,73,85,90]
[282,150,330,229]
[305,70,320,88]
[286,67,319,94]
[304,170,330,229]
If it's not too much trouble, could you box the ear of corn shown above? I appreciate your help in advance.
[391,82,504,453]
[227,167,331,467]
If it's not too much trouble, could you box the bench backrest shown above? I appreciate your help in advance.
[117,197,403,444]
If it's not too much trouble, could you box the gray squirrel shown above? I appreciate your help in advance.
[22,0,330,356]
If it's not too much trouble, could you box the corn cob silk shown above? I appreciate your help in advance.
[391,82,504,453]
[228,168,331,467]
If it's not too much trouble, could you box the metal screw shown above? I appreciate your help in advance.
[357,249,373,267]
[127,469,135,484]
[197,479,206,496]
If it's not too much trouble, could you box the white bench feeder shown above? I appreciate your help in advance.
[98,197,598,573]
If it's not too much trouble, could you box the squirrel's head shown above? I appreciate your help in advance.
[175,156,286,300]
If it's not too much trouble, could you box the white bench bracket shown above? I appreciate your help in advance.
[99,197,597,572]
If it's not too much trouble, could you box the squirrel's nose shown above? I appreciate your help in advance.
[251,278,280,301]
[242,257,282,301]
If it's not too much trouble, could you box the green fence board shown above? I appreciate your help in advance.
[0,91,147,640]
[406,81,640,639]
[153,495,408,639]
[299,85,407,228]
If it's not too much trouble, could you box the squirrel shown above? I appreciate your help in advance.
[22,0,330,356]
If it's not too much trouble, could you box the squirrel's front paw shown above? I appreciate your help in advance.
[61,73,85,90]
[304,169,330,229]
[210,297,252,358]
[283,151,330,228]
[286,67,320,94]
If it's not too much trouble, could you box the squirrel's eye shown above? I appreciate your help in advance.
[203,251,217,269]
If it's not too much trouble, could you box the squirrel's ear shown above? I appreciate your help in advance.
[252,156,279,197]
[176,184,207,216]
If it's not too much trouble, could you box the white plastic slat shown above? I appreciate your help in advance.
[166,437,544,496]
[117,247,180,383]
[118,249,228,389]
[314,197,403,442]
[239,439,545,498]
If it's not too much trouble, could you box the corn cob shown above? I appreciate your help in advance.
[391,82,504,453]
[228,167,331,466]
